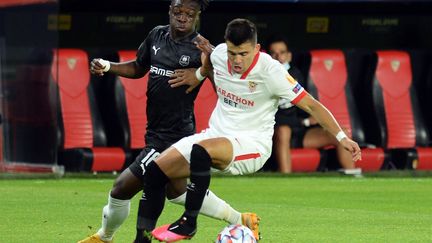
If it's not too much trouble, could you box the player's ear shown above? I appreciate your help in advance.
[255,43,261,53]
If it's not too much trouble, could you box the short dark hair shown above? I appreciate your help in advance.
[266,34,289,52]
[171,0,210,11]
[224,18,257,46]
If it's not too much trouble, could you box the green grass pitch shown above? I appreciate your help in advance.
[1,175,432,242]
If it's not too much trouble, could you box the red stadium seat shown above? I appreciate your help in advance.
[194,78,217,132]
[52,49,126,172]
[116,51,148,149]
[372,50,432,170]
[291,148,321,172]
[113,51,215,164]
[308,50,385,171]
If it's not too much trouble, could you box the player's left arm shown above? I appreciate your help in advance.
[295,92,362,161]
[168,35,215,94]
[168,68,202,94]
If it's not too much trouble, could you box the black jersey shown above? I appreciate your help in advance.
[136,25,203,143]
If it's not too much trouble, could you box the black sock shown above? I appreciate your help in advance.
[185,144,211,221]
[134,162,169,241]
[133,229,152,243]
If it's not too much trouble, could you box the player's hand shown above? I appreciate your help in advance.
[194,35,214,75]
[90,58,107,76]
[169,68,201,94]
[340,138,362,162]
[194,34,214,56]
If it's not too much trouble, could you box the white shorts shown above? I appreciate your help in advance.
[172,128,271,175]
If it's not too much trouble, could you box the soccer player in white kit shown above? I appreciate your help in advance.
[146,18,362,242]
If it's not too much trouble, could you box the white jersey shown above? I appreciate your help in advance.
[208,43,306,143]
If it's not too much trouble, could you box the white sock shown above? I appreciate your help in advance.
[169,190,242,225]
[97,193,130,241]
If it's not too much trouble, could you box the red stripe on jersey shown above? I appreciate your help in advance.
[291,90,307,105]
[240,52,260,79]
[234,153,261,161]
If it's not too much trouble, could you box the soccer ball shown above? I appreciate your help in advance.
[215,224,257,243]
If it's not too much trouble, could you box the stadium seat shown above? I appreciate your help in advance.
[112,51,216,165]
[291,148,323,172]
[308,50,386,171]
[52,49,126,172]
[411,50,432,143]
[371,50,432,170]
[194,78,217,132]
[109,50,149,162]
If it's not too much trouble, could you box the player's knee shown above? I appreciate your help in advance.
[190,144,212,172]
[111,178,131,200]
[166,180,187,200]
[110,170,142,200]
[143,162,169,190]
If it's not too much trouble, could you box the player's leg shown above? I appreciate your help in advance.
[135,146,191,242]
[152,138,233,241]
[168,184,242,225]
[273,125,293,173]
[78,149,153,243]
[153,133,267,241]
[303,127,357,170]
[166,178,260,239]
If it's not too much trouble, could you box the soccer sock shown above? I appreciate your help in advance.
[134,162,169,242]
[169,190,242,225]
[170,144,211,236]
[97,194,130,241]
[185,144,212,217]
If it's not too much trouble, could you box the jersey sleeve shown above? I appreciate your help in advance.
[136,27,157,68]
[266,59,307,105]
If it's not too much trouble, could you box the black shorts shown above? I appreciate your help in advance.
[275,108,299,127]
[128,132,189,179]
[290,126,307,148]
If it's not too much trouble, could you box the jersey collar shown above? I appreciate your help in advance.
[227,52,260,79]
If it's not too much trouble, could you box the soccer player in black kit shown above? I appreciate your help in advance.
[78,1,259,243]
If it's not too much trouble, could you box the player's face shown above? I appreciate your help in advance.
[269,41,292,64]
[226,41,260,74]
[169,0,200,36]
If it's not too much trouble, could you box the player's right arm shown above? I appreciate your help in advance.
[90,27,157,78]
[90,59,147,79]
[267,58,361,162]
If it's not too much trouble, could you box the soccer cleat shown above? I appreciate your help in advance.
[77,234,112,243]
[241,212,261,240]
[340,168,363,177]
[152,224,194,242]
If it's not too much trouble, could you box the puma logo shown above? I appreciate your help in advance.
[152,45,161,55]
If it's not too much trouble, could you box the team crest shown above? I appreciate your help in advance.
[179,55,190,66]
[248,81,257,92]
[391,60,400,72]
[324,59,333,71]
[67,58,77,70]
